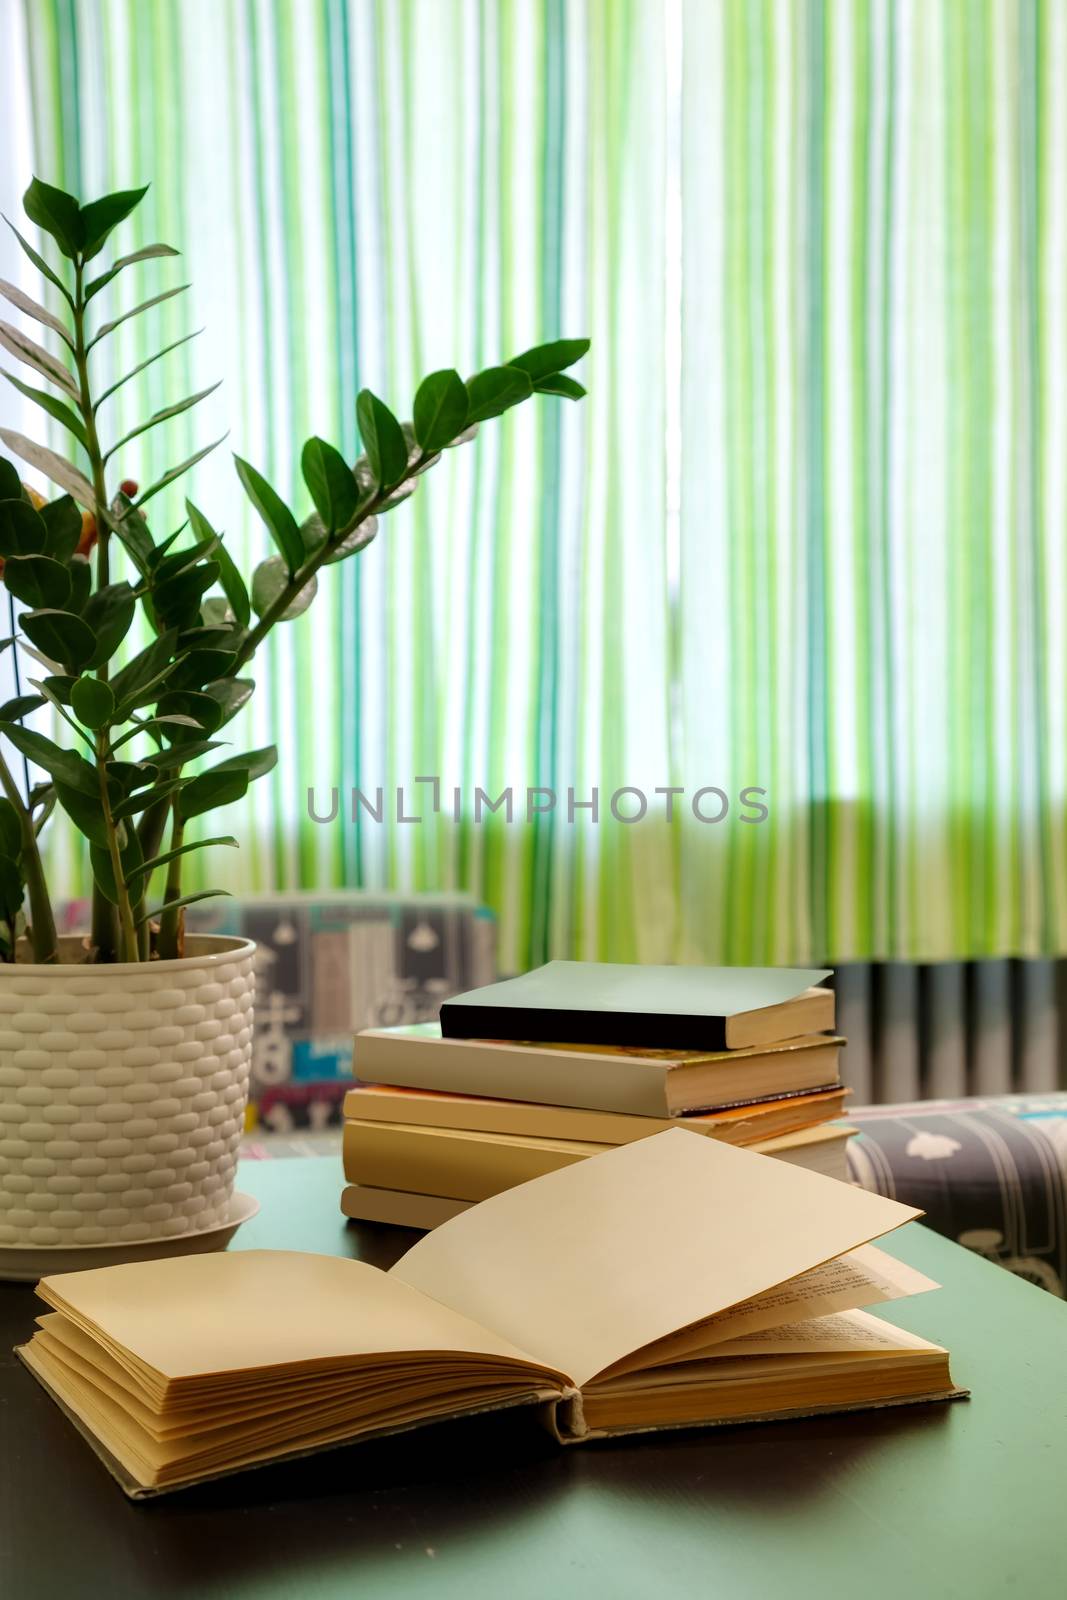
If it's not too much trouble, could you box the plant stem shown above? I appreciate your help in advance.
[95,732,139,962]
[71,257,111,605]
[133,793,171,955]
[156,804,185,960]
[72,255,123,960]
[167,470,410,930]
[0,746,57,962]
[231,484,395,672]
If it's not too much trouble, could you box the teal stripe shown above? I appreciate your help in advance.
[7,0,1067,967]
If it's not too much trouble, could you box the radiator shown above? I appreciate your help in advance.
[835,961,1067,1104]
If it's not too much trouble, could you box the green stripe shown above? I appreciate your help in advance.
[8,0,1067,967]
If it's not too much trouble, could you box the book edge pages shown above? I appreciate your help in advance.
[14,1343,569,1500]
[342,1078,850,1133]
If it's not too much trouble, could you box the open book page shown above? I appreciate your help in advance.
[596,1244,940,1378]
[390,1128,920,1387]
[36,1250,558,1385]
[707,1309,947,1358]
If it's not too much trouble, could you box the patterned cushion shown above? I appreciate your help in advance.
[847,1094,1067,1297]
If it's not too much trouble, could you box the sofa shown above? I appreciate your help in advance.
[847,1094,1067,1297]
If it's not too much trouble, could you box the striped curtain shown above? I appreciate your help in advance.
[2,0,1065,971]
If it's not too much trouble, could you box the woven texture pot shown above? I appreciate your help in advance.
[0,936,255,1249]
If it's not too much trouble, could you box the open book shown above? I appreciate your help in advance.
[17,1130,964,1498]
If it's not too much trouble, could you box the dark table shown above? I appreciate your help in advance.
[3,1156,1066,1600]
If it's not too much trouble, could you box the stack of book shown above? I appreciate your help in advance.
[342,962,854,1229]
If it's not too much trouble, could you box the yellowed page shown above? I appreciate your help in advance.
[599,1243,940,1376]
[707,1308,946,1357]
[390,1127,920,1387]
[37,1250,550,1383]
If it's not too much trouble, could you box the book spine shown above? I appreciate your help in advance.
[438,1002,731,1052]
[343,1121,590,1202]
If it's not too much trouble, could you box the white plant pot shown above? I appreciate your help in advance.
[0,935,255,1250]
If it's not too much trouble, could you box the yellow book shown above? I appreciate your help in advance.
[340,1124,855,1232]
[353,1025,843,1116]
[340,1184,469,1230]
[342,1081,851,1147]
[342,1115,856,1201]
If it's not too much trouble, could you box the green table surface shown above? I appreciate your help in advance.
[3,1154,1066,1600]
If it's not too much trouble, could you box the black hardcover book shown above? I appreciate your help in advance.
[438,961,832,1052]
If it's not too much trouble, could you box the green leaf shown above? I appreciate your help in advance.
[464,365,533,424]
[0,722,97,793]
[0,457,20,499]
[54,780,112,848]
[533,373,586,400]
[177,767,249,822]
[187,501,251,629]
[0,853,23,922]
[210,745,278,781]
[135,888,230,929]
[2,215,73,306]
[153,561,220,631]
[22,179,83,259]
[67,555,91,613]
[0,497,47,557]
[154,688,225,735]
[28,676,92,744]
[133,435,226,509]
[118,713,201,746]
[109,628,180,708]
[103,382,221,466]
[71,676,116,730]
[88,283,190,349]
[95,328,202,409]
[0,797,21,857]
[1,554,72,609]
[90,824,144,905]
[251,555,316,620]
[0,693,46,721]
[322,515,379,564]
[20,608,96,671]
[106,759,159,794]
[111,777,183,822]
[79,185,149,261]
[82,582,136,670]
[0,429,94,506]
[507,338,590,381]
[126,834,238,888]
[152,535,217,586]
[0,321,78,397]
[41,674,76,704]
[301,437,360,535]
[202,677,254,723]
[148,738,225,770]
[167,649,237,692]
[0,277,72,346]
[107,502,154,576]
[356,390,408,488]
[179,618,237,647]
[85,242,180,302]
[233,455,304,575]
[147,526,189,567]
[413,369,469,454]
[39,495,84,562]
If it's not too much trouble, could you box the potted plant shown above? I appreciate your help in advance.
[0,177,588,1262]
